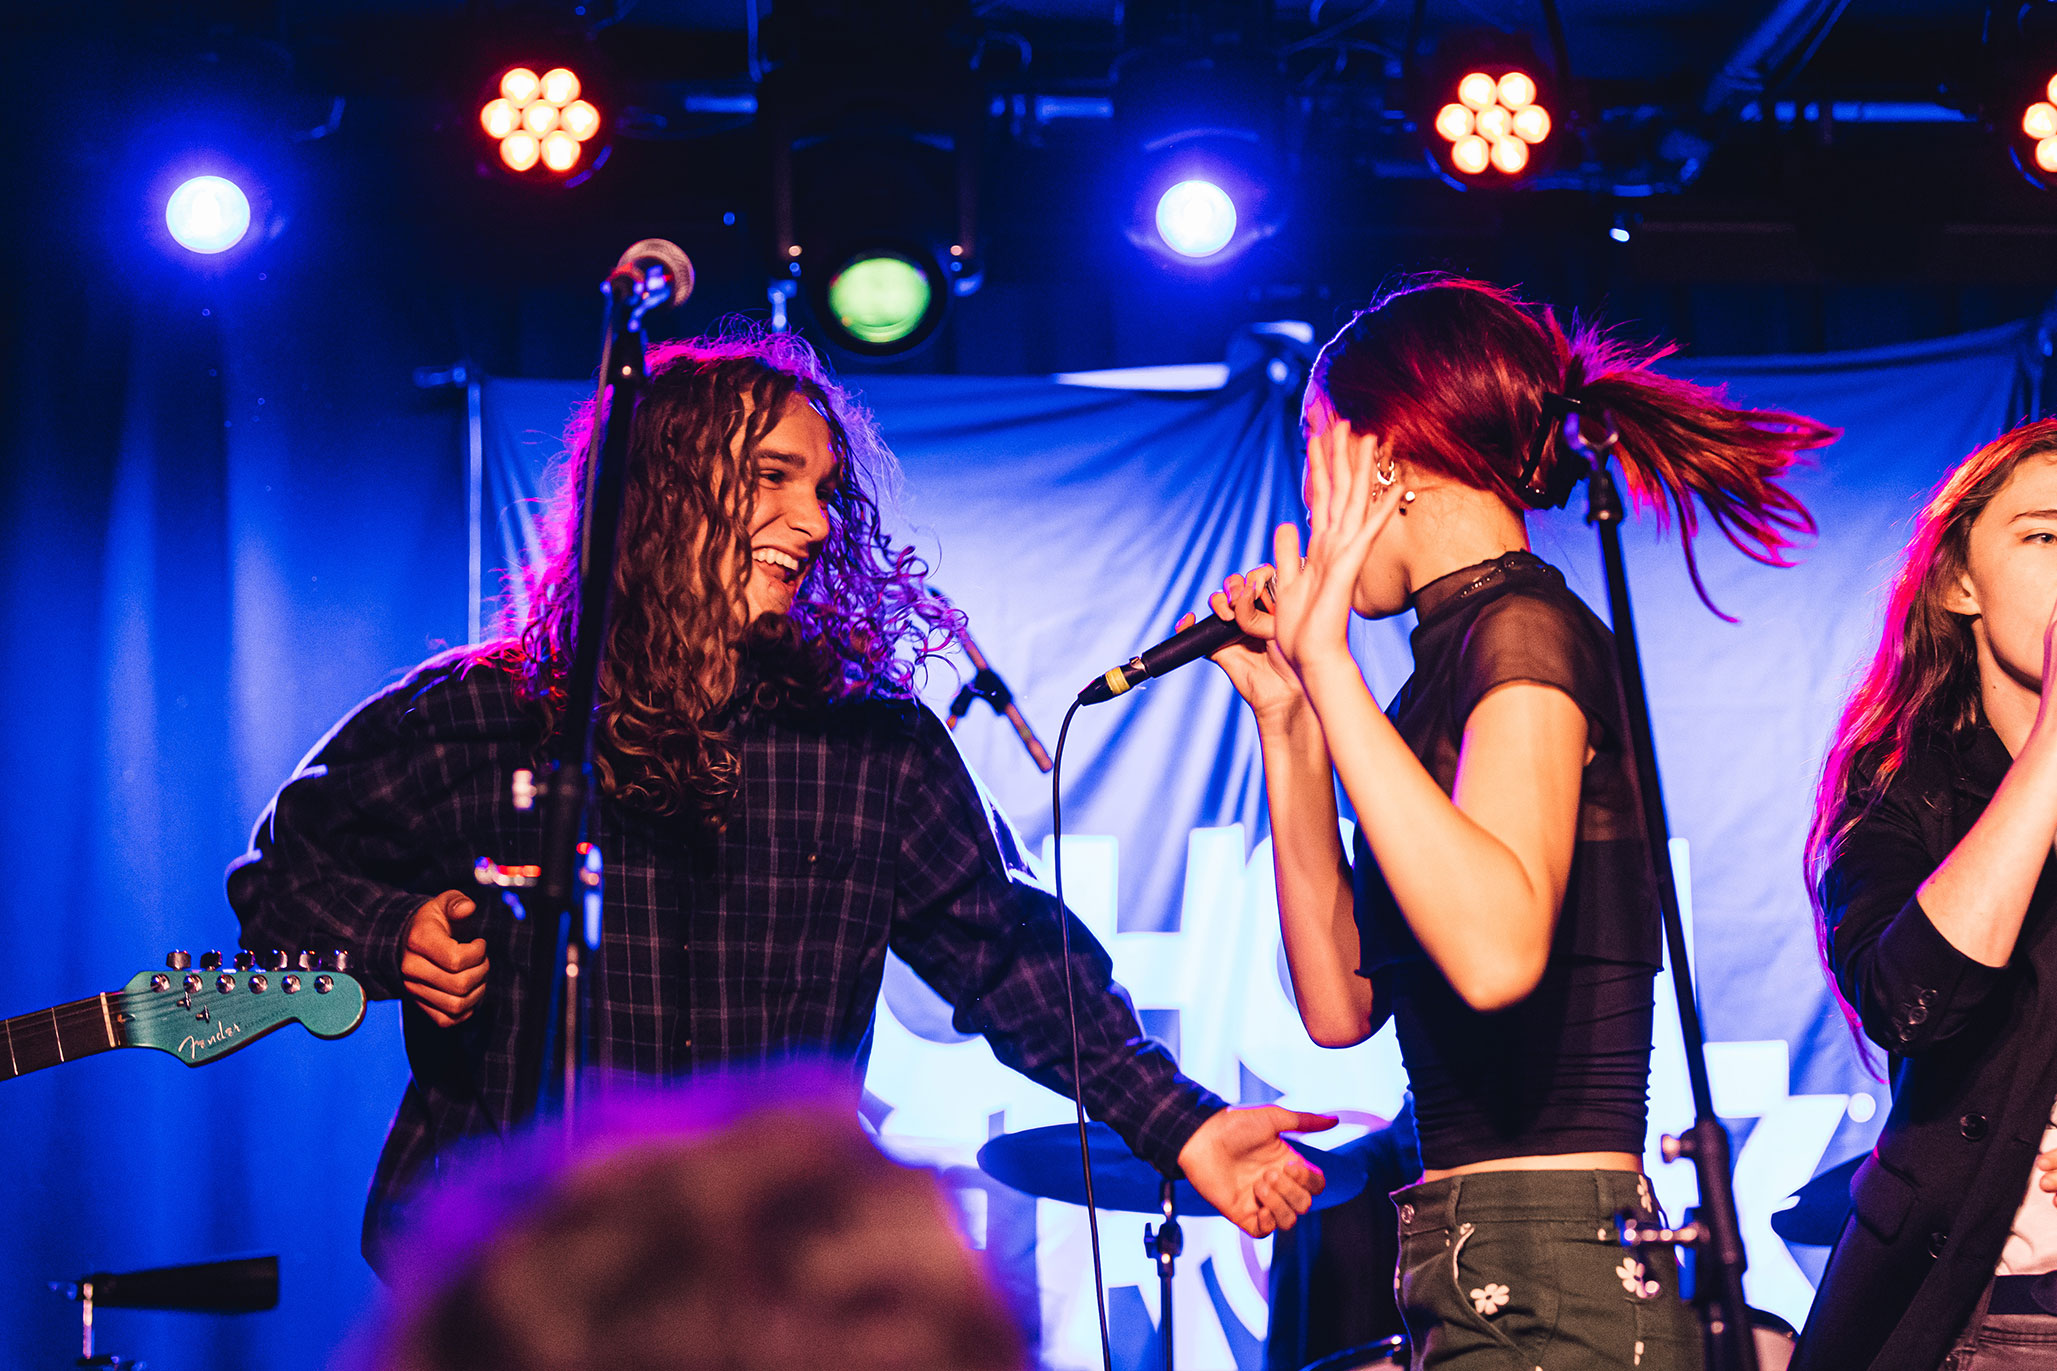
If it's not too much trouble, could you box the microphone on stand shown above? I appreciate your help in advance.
[606,238,696,315]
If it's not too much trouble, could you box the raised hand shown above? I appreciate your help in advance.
[402,890,489,1028]
[1270,423,1404,679]
[1176,1104,1336,1237]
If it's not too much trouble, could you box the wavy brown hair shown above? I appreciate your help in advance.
[1310,275,1836,617]
[1806,417,2057,1046]
[498,328,959,827]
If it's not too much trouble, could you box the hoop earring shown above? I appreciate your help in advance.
[1373,454,1399,487]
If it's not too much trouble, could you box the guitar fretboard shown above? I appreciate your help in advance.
[0,994,123,1079]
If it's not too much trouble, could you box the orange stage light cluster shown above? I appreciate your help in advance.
[1434,70,1551,178]
[480,67,600,174]
[2025,75,2057,176]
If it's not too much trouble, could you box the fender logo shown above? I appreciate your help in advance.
[179,1020,243,1060]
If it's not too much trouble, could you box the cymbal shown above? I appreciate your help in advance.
[977,1121,1369,1217]
[1769,1152,1862,1247]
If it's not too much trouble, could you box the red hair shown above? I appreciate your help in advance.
[1807,417,2057,1052]
[1310,275,1835,616]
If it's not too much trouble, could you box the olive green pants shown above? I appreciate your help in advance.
[1393,1169,1704,1371]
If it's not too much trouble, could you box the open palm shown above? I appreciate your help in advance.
[1271,423,1403,679]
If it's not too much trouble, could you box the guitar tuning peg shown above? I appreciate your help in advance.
[233,950,256,972]
[296,950,317,971]
[166,950,192,971]
[324,949,353,972]
[265,949,290,971]
[198,951,223,970]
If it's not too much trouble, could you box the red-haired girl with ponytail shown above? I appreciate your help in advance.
[1794,418,2057,1371]
[1190,276,1832,1370]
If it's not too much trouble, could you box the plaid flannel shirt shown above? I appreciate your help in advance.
[227,651,1222,1265]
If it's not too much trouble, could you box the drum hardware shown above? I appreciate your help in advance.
[51,1255,277,1368]
[1295,1335,1408,1371]
[978,1121,1370,1371]
[976,1121,1369,1219]
[1145,1177,1183,1371]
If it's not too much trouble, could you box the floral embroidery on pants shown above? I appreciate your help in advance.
[1617,1256,1661,1299]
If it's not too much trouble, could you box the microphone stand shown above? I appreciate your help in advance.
[946,629,1053,771]
[1578,425,1758,1371]
[475,243,690,1132]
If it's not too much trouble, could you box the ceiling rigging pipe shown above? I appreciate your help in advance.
[1702,0,1855,118]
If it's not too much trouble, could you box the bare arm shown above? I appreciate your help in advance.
[1917,606,2057,966]
[1189,574,1371,1046]
[1266,425,1584,1012]
[1257,705,1373,1044]
[1295,659,1585,1010]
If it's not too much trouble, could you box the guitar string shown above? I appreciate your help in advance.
[1,997,113,1073]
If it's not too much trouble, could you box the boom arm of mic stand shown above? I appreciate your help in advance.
[1585,460,1758,1371]
[954,631,1053,772]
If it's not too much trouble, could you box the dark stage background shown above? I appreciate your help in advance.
[6,7,2057,1370]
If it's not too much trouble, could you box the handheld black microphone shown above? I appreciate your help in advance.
[1077,613,1243,705]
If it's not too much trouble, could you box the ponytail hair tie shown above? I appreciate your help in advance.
[1515,389,1589,510]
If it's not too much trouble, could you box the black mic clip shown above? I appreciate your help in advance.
[947,632,1054,772]
[949,665,1017,723]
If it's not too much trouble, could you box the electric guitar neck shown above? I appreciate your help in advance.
[1,951,366,1079]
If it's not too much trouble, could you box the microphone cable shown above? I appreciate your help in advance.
[1050,696,1116,1371]
[1052,596,1253,1371]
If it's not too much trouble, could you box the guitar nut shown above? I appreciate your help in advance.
[283,974,301,994]
[249,973,268,993]
[216,975,235,994]
[315,974,334,994]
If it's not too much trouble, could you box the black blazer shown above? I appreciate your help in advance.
[1793,726,2057,1371]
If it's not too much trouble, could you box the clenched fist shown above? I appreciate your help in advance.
[402,890,489,1027]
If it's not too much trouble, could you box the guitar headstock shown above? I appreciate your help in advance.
[117,950,367,1066]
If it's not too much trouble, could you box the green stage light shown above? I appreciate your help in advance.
[826,253,934,346]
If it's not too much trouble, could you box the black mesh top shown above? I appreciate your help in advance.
[1352,551,1661,1170]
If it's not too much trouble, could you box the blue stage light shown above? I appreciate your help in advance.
[1154,180,1237,259]
[165,176,252,254]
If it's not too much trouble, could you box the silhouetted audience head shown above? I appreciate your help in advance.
[375,1074,1023,1371]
